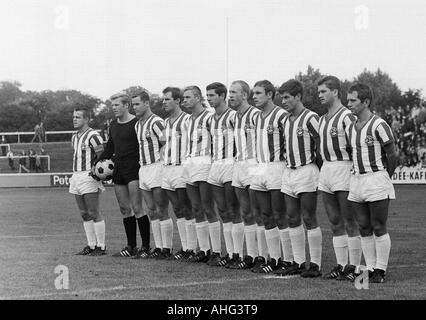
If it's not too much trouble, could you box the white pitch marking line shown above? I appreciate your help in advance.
[0,233,81,239]
[0,277,268,300]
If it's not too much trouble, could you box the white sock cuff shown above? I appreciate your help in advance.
[196,221,208,229]
[232,222,244,231]
[83,220,94,227]
[176,218,186,224]
[256,225,265,232]
[289,224,304,235]
[333,234,349,248]
[307,226,321,236]
[160,219,173,226]
[222,221,232,232]
[265,227,279,240]
[186,219,196,226]
[362,235,374,242]
[245,224,257,232]
[375,233,390,242]
[348,235,361,248]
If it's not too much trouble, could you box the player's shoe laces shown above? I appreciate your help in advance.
[112,246,137,257]
[90,246,106,256]
[272,259,295,276]
[76,246,95,255]
[188,250,210,263]
[369,268,386,283]
[148,247,163,259]
[231,255,255,270]
[251,256,267,273]
[131,246,150,259]
[301,262,322,278]
[172,249,187,261]
[323,264,344,279]
[336,264,358,281]
[157,248,173,260]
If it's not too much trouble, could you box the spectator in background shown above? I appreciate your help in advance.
[31,122,46,143]
[7,150,15,171]
[1,136,7,156]
[29,149,36,171]
[40,147,47,172]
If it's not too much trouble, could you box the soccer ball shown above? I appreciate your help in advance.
[94,159,114,181]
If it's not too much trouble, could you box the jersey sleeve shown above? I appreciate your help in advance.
[343,112,356,129]
[307,113,320,138]
[375,121,394,146]
[152,119,166,141]
[97,125,114,161]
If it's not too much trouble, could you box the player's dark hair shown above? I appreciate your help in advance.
[278,79,304,99]
[162,86,183,102]
[254,80,276,99]
[206,82,227,99]
[131,90,150,102]
[318,75,341,98]
[348,83,373,108]
[74,105,91,119]
[231,80,251,97]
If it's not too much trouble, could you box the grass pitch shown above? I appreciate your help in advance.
[0,185,425,300]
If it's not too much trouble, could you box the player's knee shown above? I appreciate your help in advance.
[80,212,92,221]
[373,224,387,237]
[119,205,132,216]
[345,221,360,237]
[359,226,373,237]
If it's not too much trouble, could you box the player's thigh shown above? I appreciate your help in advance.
[166,189,180,213]
[186,184,201,209]
[153,187,169,219]
[176,188,191,211]
[271,190,287,227]
[300,192,318,228]
[83,192,101,218]
[368,199,390,236]
[199,181,214,210]
[114,184,132,215]
[349,200,371,235]
[284,194,301,227]
[141,189,155,211]
[235,187,250,217]
[74,194,88,213]
[322,191,344,226]
[128,180,142,211]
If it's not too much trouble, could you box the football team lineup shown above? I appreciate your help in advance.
[67,77,399,286]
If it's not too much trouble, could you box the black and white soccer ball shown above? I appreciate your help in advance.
[94,159,114,181]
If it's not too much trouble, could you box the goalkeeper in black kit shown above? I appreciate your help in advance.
[96,92,150,257]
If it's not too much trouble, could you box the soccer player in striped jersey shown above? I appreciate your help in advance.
[182,86,216,263]
[228,80,261,269]
[205,82,240,267]
[161,86,195,261]
[98,93,150,258]
[133,90,173,260]
[279,79,323,278]
[70,106,106,256]
[346,83,398,283]
[317,76,362,281]
[250,80,290,274]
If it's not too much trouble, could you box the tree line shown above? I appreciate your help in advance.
[0,66,424,136]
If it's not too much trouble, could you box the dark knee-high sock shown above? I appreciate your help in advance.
[123,216,137,248]
[137,215,151,249]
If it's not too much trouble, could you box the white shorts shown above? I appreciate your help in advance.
[183,156,212,185]
[207,159,234,187]
[232,159,258,189]
[139,162,163,191]
[281,163,319,198]
[69,171,105,196]
[318,161,352,194]
[162,165,186,191]
[250,162,285,192]
[348,170,396,203]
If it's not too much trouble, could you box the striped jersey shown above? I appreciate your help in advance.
[282,108,320,169]
[346,114,395,174]
[135,114,165,166]
[319,106,356,162]
[164,111,190,165]
[210,108,236,161]
[256,106,287,163]
[71,128,103,172]
[234,106,260,162]
[187,109,213,158]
